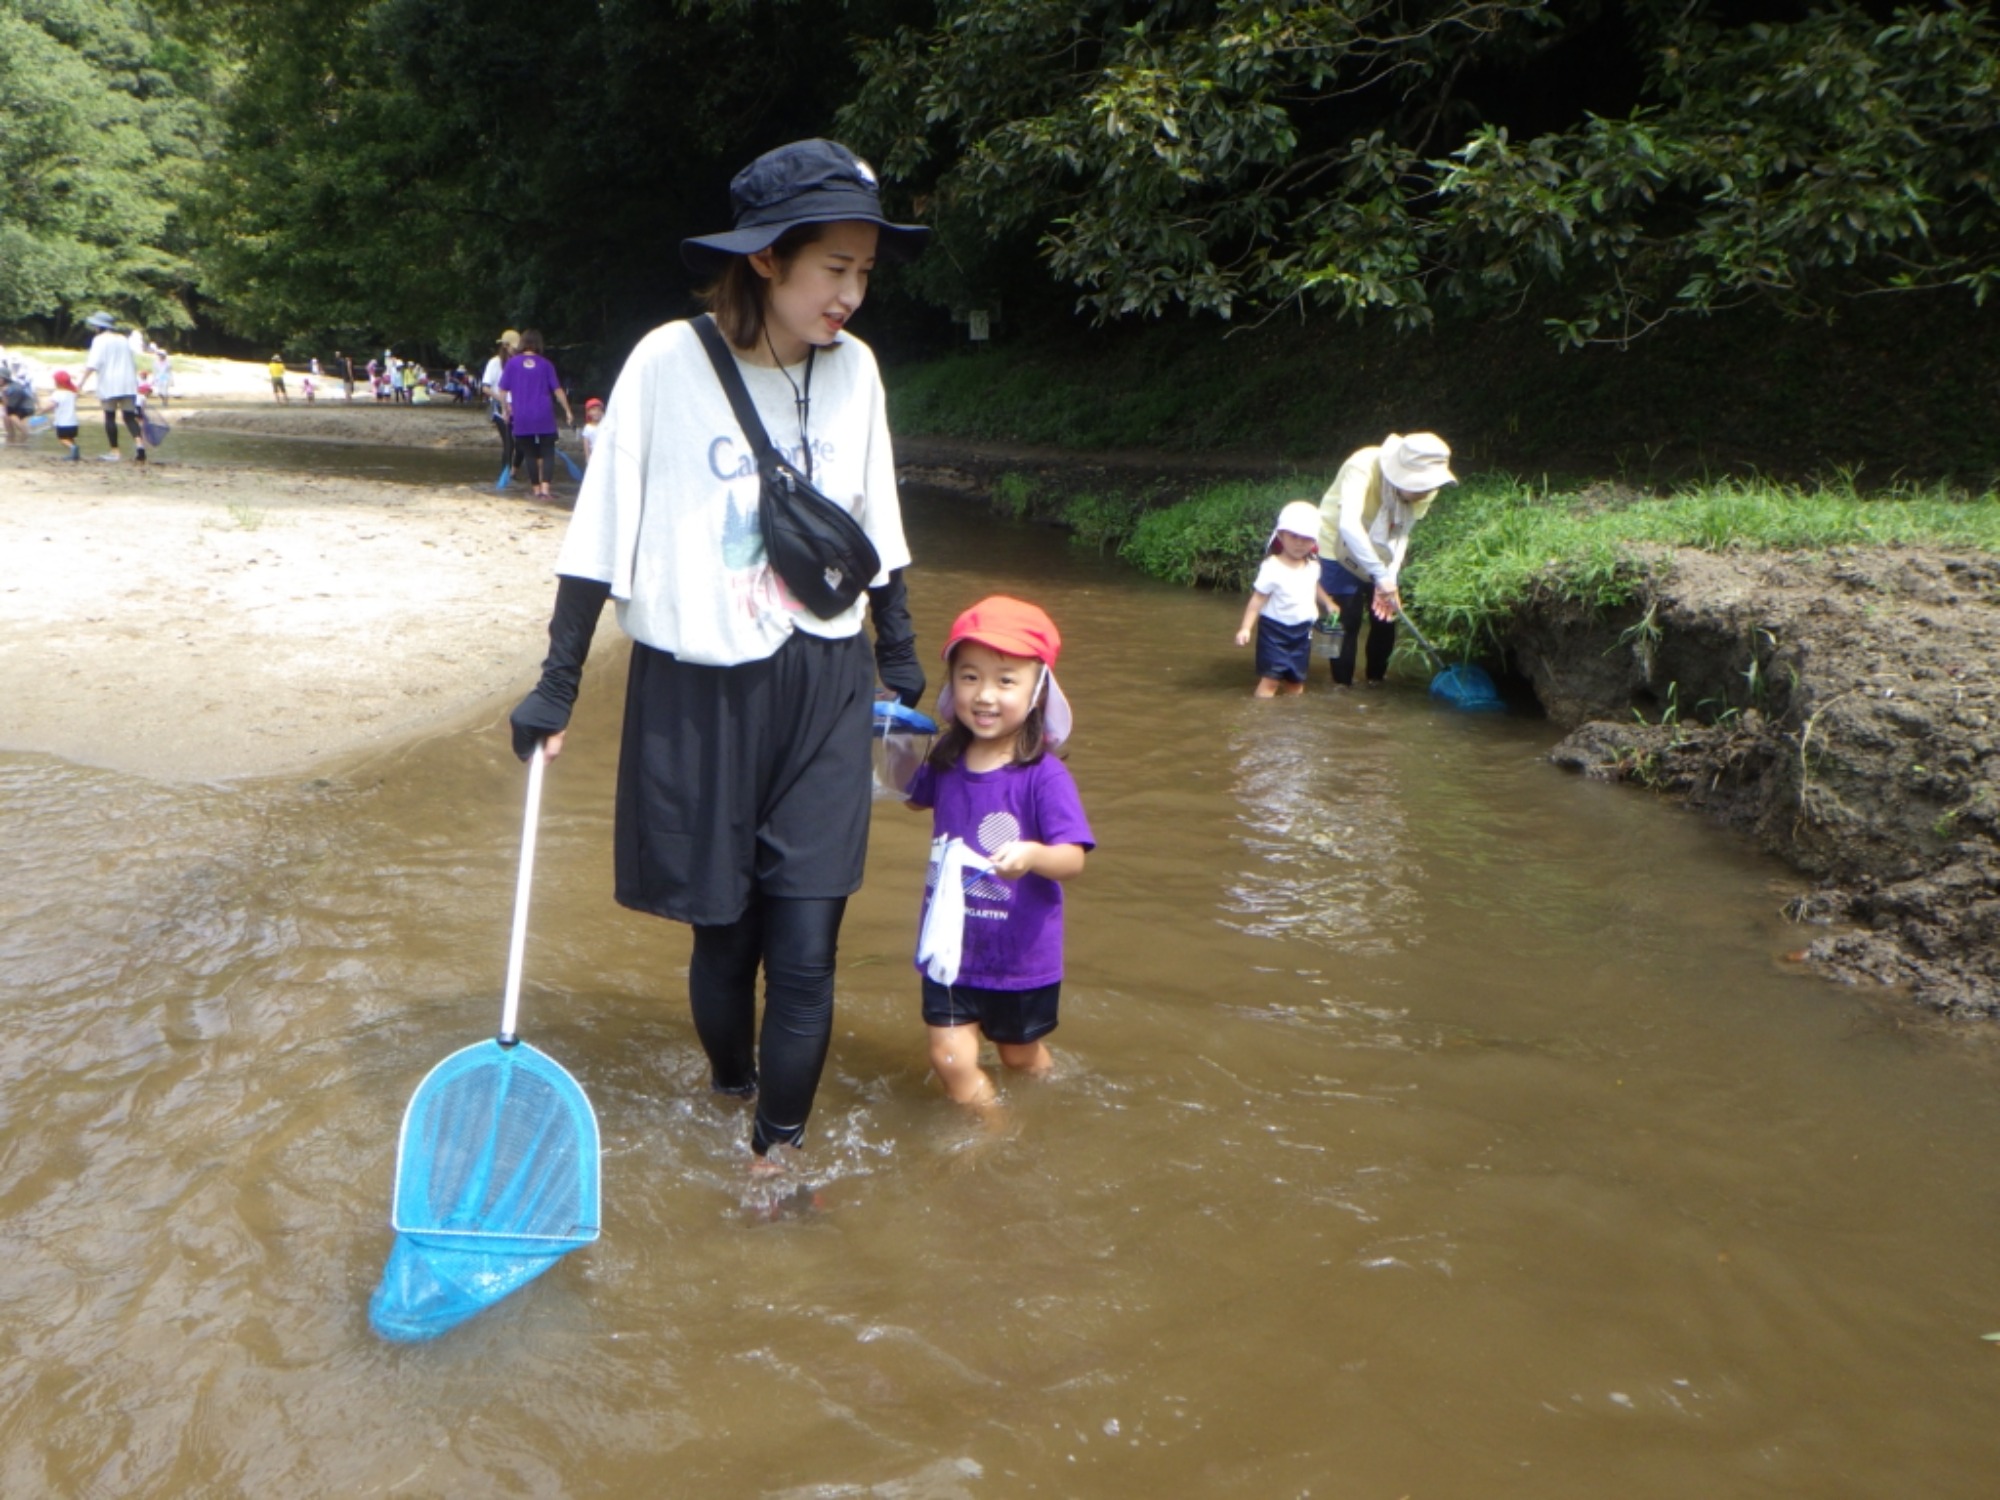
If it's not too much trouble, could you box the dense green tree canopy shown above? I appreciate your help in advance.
[184,0,894,374]
[839,0,2000,341]
[6,0,1994,362]
[0,0,220,333]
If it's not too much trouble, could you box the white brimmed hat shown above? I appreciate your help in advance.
[1380,432,1456,492]
[1271,500,1323,548]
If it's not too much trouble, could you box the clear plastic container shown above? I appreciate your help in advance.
[872,700,937,799]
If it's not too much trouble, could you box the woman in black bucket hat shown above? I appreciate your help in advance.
[509,140,928,1175]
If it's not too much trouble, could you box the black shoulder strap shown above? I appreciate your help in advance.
[692,314,775,466]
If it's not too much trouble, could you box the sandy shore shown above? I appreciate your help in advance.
[1,403,573,781]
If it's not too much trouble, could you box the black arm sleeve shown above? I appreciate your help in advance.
[867,569,925,708]
[509,573,611,759]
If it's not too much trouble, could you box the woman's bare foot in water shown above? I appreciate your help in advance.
[748,1146,796,1179]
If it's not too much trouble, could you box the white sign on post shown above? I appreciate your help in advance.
[967,310,991,342]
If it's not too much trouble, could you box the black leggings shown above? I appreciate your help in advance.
[689,894,847,1155]
[1333,579,1397,685]
[102,407,143,449]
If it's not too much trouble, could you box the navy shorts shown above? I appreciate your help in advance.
[1254,616,1313,683]
[921,977,1061,1045]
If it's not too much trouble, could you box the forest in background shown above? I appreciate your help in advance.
[2,0,1995,470]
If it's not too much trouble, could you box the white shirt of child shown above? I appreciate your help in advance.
[1254,555,1322,626]
[581,420,599,460]
[52,390,78,426]
[555,319,910,668]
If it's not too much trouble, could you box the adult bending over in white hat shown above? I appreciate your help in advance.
[1315,432,1456,688]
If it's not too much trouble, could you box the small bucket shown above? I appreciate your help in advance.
[872,700,937,799]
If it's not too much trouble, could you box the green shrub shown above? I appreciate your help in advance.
[1119,480,1305,591]
[991,471,1038,520]
[1061,491,1148,554]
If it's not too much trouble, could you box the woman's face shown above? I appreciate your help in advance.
[752,221,880,363]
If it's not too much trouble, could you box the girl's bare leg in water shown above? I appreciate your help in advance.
[996,1040,1052,1078]
[928,1023,996,1106]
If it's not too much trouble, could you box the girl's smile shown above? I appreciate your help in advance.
[950,641,1042,766]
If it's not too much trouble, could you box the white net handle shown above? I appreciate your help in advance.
[500,742,547,1044]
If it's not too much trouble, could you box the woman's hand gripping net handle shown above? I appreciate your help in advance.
[500,742,547,1045]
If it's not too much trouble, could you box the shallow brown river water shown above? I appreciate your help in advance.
[5,468,2000,1497]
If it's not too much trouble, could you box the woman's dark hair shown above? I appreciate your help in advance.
[700,223,825,349]
[926,643,1057,770]
[518,328,544,354]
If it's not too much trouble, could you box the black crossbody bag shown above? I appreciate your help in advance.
[692,314,880,620]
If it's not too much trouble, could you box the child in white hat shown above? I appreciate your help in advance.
[1235,500,1338,697]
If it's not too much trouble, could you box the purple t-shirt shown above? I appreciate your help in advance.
[498,352,563,436]
[908,754,1095,990]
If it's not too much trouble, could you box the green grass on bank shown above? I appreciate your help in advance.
[1028,470,2000,658]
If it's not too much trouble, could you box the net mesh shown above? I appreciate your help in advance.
[369,1039,599,1342]
[1430,664,1505,712]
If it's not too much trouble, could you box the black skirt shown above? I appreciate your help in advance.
[614,629,874,926]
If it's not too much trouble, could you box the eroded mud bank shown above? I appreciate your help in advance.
[1517,548,2000,1016]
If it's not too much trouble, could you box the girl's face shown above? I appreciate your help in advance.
[751,220,880,364]
[1277,529,1316,561]
[950,641,1042,749]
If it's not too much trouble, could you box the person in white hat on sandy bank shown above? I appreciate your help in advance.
[1315,432,1456,687]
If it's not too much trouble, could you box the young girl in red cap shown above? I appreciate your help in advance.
[906,596,1095,1105]
[46,370,82,461]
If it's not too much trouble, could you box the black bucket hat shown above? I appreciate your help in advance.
[680,139,929,278]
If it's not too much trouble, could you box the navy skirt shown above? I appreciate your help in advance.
[614,628,874,926]
[1255,616,1314,683]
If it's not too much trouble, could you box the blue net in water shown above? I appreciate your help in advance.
[369,1038,600,1342]
[1429,664,1505,712]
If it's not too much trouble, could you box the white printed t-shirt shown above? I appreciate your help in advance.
[1253,555,1321,626]
[556,319,910,667]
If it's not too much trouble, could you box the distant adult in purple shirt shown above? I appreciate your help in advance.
[497,329,574,499]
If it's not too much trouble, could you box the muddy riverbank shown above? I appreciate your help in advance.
[1524,545,2000,1017]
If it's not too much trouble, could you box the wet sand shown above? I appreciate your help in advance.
[2,402,571,781]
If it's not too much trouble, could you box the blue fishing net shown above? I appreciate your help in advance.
[369,1039,600,1342]
[1430,664,1505,712]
